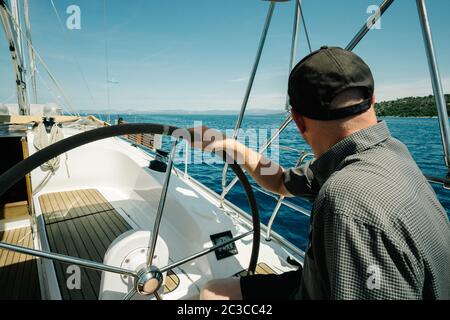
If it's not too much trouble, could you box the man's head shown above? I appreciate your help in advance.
[288,46,378,157]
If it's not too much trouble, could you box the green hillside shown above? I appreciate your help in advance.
[375,94,450,117]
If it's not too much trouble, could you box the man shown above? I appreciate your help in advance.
[190,47,450,300]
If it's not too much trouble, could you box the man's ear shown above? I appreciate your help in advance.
[371,95,375,106]
[291,109,306,134]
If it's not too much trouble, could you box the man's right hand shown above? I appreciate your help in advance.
[187,126,291,197]
[187,126,228,153]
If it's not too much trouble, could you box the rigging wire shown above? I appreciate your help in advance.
[49,0,96,109]
[1,74,32,104]
[0,93,18,104]
[1,3,80,116]
[35,69,75,116]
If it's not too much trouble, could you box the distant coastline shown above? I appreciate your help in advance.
[81,94,450,118]
[375,94,450,118]
[81,108,285,117]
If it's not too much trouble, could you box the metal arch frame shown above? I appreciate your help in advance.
[219,0,313,203]
[416,0,450,178]
[284,0,301,111]
[220,1,277,206]
[222,0,450,203]
[297,0,312,54]
[346,0,395,51]
[221,0,308,206]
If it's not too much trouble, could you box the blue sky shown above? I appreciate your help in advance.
[0,0,449,112]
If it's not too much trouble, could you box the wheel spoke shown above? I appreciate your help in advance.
[122,287,162,301]
[147,139,179,268]
[0,242,138,278]
[160,231,253,274]
[123,288,137,301]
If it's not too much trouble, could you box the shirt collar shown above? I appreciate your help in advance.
[310,121,391,187]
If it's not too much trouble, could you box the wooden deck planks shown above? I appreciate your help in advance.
[164,270,180,294]
[0,226,41,300]
[51,192,101,298]
[235,263,278,278]
[38,189,133,300]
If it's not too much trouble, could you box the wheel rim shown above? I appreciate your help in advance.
[0,123,261,299]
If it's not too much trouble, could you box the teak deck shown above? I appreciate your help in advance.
[235,262,277,277]
[0,226,41,300]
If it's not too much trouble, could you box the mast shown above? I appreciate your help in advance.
[23,0,37,103]
[0,0,30,115]
[10,0,22,55]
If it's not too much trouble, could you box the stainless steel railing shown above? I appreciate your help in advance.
[265,151,314,241]
[416,0,450,172]
[220,113,294,207]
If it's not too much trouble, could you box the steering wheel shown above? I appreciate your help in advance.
[0,123,261,300]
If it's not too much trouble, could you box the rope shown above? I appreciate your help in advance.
[32,123,68,194]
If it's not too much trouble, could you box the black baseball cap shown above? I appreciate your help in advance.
[288,46,374,121]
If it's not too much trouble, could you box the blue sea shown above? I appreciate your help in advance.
[100,114,450,251]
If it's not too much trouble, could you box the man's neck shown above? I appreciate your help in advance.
[312,120,379,158]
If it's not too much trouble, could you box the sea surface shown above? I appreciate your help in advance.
[100,114,450,251]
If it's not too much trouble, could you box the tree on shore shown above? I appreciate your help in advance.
[375,94,450,117]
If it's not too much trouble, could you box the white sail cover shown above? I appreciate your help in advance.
[0,103,62,116]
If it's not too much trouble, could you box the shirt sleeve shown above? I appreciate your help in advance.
[318,210,422,300]
[283,160,318,199]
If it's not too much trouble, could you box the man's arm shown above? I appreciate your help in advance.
[188,126,293,197]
